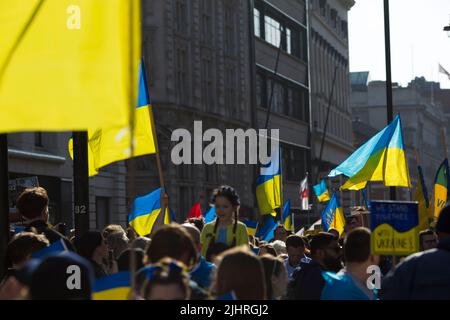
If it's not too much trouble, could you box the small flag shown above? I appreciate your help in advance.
[243,220,258,236]
[313,179,330,202]
[128,188,171,236]
[92,272,131,300]
[204,206,216,224]
[415,166,431,231]
[256,146,281,216]
[255,216,278,242]
[32,239,68,259]
[282,200,293,232]
[299,174,309,210]
[321,193,345,236]
[187,202,202,219]
[433,159,449,220]
[328,114,410,190]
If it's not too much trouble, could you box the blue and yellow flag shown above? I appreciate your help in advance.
[415,166,431,231]
[68,61,156,176]
[282,200,293,232]
[93,272,131,300]
[328,114,410,190]
[204,206,216,224]
[433,159,449,220]
[313,180,331,202]
[31,239,68,259]
[128,188,171,236]
[243,220,258,237]
[256,147,281,216]
[0,0,141,133]
[321,193,345,236]
[255,215,278,242]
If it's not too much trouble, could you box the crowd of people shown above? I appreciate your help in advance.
[1,185,450,300]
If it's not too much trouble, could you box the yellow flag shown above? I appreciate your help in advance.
[68,63,157,176]
[0,0,141,132]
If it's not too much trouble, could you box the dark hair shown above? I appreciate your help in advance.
[140,258,191,300]
[145,224,197,268]
[7,232,49,266]
[259,243,277,256]
[206,242,230,262]
[74,231,104,260]
[327,228,340,239]
[285,235,305,249]
[344,227,371,263]
[214,247,267,300]
[117,248,145,272]
[185,217,205,232]
[260,254,284,299]
[16,187,49,220]
[436,204,450,234]
[309,232,336,256]
[208,186,241,254]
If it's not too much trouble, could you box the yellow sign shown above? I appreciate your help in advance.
[370,201,419,255]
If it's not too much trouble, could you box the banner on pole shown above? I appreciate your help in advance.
[370,200,419,255]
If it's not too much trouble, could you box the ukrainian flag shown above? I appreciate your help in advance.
[256,147,281,216]
[321,193,345,236]
[0,0,141,133]
[68,61,156,176]
[313,180,331,202]
[243,220,258,236]
[415,166,431,231]
[433,159,449,220]
[92,272,131,300]
[328,114,410,190]
[282,200,293,232]
[255,215,278,242]
[128,188,171,236]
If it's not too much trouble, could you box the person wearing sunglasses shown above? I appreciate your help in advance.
[286,232,342,300]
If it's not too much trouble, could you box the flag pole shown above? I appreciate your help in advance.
[279,146,284,225]
[0,134,9,279]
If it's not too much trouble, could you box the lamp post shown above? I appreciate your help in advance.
[444,25,450,38]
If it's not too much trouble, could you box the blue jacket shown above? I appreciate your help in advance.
[190,256,216,290]
[321,271,377,300]
[382,237,450,300]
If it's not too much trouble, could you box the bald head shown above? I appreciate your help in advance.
[182,223,201,246]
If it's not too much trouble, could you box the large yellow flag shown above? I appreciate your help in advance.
[68,63,157,176]
[0,0,141,132]
[433,159,449,220]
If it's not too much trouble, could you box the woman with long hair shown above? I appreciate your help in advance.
[200,186,249,261]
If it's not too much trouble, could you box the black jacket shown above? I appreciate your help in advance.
[381,237,450,300]
[25,220,74,251]
[286,259,325,300]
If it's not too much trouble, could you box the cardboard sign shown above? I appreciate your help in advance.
[370,200,419,255]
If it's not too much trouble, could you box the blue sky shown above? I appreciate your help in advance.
[348,0,450,89]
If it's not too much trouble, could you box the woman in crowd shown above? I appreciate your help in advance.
[74,231,111,278]
[212,246,266,300]
[260,254,289,300]
[200,186,249,261]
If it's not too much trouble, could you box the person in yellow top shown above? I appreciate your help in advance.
[200,186,249,260]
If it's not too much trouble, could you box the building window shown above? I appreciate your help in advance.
[319,0,326,17]
[330,9,337,29]
[224,4,236,56]
[35,132,43,147]
[286,27,292,54]
[96,197,110,230]
[201,56,214,110]
[282,145,307,182]
[264,15,281,48]
[175,46,189,104]
[341,20,348,38]
[200,0,213,45]
[254,8,261,37]
[175,0,188,34]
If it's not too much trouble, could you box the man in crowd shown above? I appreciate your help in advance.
[321,227,379,300]
[16,187,73,250]
[286,232,342,300]
[284,235,310,281]
[419,229,438,251]
[381,204,450,299]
